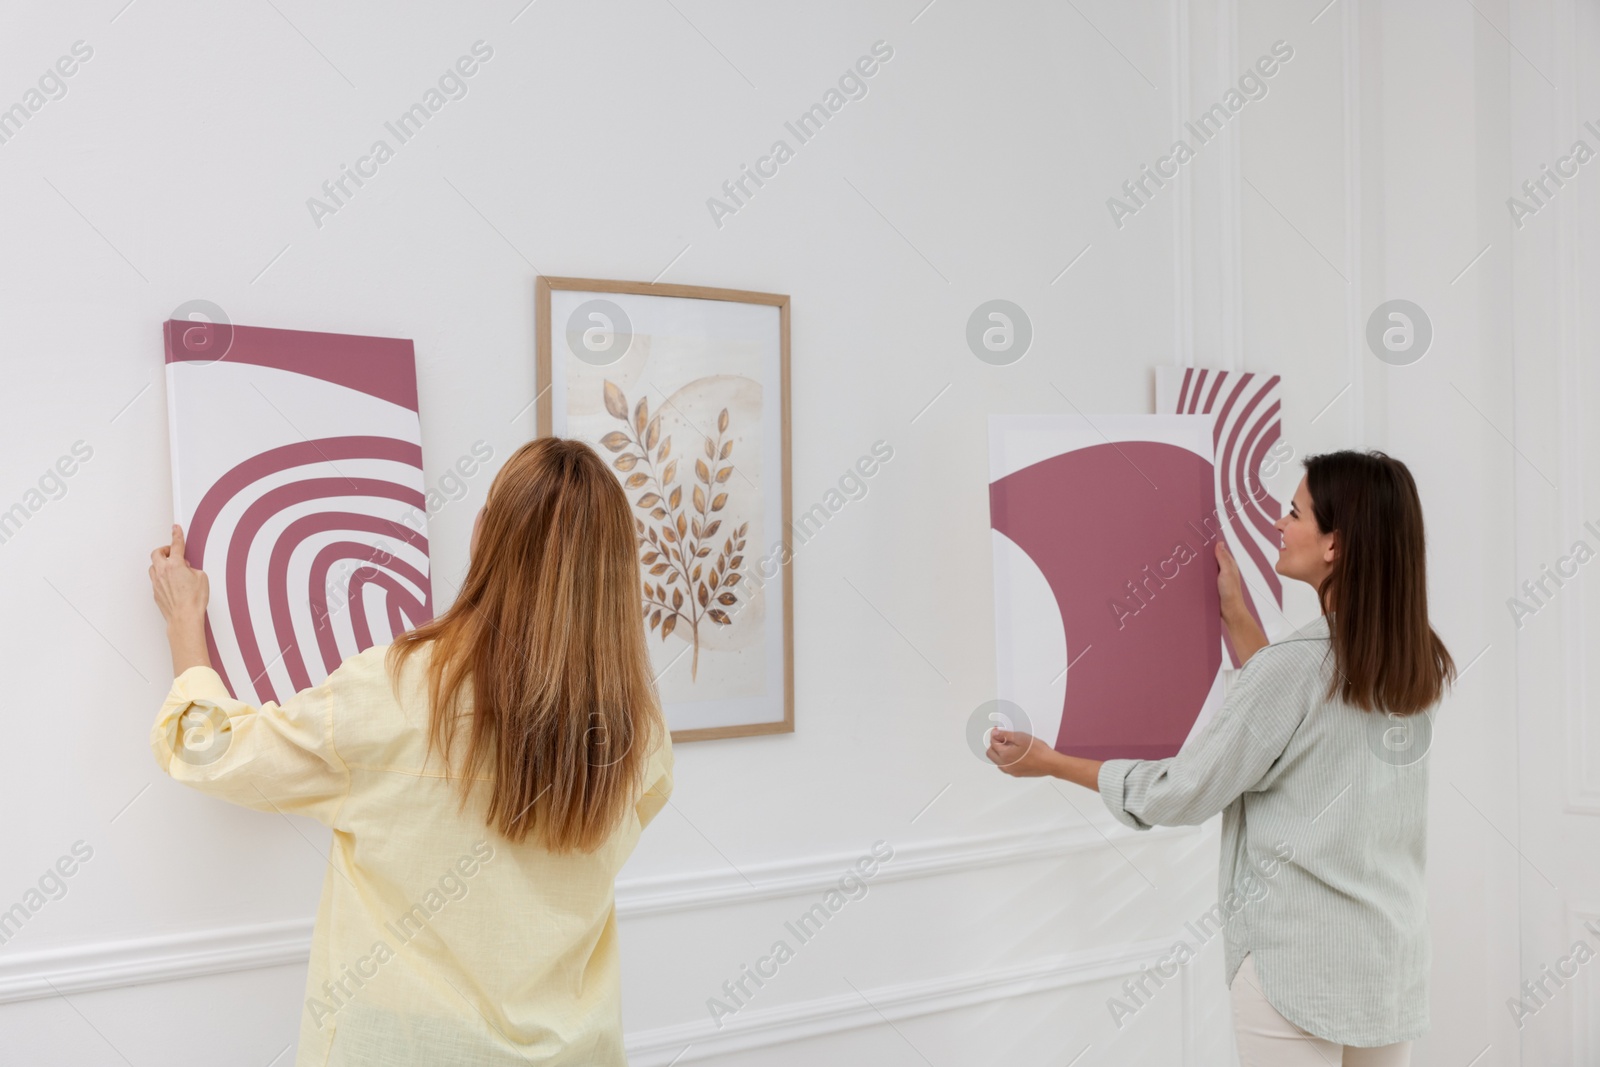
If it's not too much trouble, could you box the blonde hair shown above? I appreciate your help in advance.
[391,437,662,852]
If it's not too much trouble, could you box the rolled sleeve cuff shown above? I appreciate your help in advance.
[150,666,236,773]
[1097,758,1152,831]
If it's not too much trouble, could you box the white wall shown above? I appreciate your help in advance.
[0,0,1579,1064]
[1507,1,1600,1064]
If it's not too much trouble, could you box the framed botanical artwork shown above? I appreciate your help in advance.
[535,276,793,742]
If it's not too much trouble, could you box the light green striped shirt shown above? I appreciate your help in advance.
[1097,612,1432,1047]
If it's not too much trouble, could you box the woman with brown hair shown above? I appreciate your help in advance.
[987,449,1455,1066]
[147,437,672,1066]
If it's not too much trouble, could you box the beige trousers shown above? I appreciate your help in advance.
[1230,953,1413,1067]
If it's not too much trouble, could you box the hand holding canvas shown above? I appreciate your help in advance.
[1215,541,1269,664]
[986,728,1103,789]
[1215,540,1245,616]
[983,540,1267,797]
[149,524,212,676]
[986,728,1053,777]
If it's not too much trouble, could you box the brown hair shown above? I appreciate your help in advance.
[390,437,663,852]
[1304,449,1455,715]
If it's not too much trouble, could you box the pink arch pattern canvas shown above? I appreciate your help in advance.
[1162,368,1287,661]
[164,321,433,706]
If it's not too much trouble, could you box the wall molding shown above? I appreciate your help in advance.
[0,821,1200,1006]
[1168,0,1243,372]
[1568,902,1600,1064]
[1171,0,1194,368]
[0,917,312,1006]
[618,820,1195,918]
[1341,0,1364,448]
[1218,0,1241,370]
[624,934,1189,1066]
[1552,0,1596,818]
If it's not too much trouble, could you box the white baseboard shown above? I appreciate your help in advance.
[0,821,1200,1006]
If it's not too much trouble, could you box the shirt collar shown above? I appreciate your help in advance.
[1295,612,1333,640]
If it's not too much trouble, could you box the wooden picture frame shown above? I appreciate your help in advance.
[536,276,793,742]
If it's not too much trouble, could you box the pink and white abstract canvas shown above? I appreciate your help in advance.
[164,320,433,706]
[989,415,1229,761]
[988,371,1290,761]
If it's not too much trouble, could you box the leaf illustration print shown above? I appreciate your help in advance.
[599,380,745,681]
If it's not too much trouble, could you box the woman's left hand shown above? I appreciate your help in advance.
[986,728,1061,777]
[150,525,209,626]
[150,525,213,676]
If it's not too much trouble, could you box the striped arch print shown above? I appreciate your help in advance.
[165,321,434,706]
[1160,367,1286,657]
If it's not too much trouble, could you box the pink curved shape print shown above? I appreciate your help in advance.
[163,320,419,413]
[273,518,429,690]
[990,441,1223,760]
[347,568,428,652]
[307,539,429,681]
[1213,375,1282,605]
[185,437,430,704]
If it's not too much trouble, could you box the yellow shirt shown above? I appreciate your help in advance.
[151,643,673,1066]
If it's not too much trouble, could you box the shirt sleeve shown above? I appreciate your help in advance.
[1097,641,1314,831]
[635,730,674,831]
[150,665,351,827]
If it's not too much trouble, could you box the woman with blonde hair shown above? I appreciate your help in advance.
[988,449,1454,1066]
[148,437,672,1065]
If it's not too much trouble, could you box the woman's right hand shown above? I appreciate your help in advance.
[1215,540,1245,619]
[986,729,1061,778]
